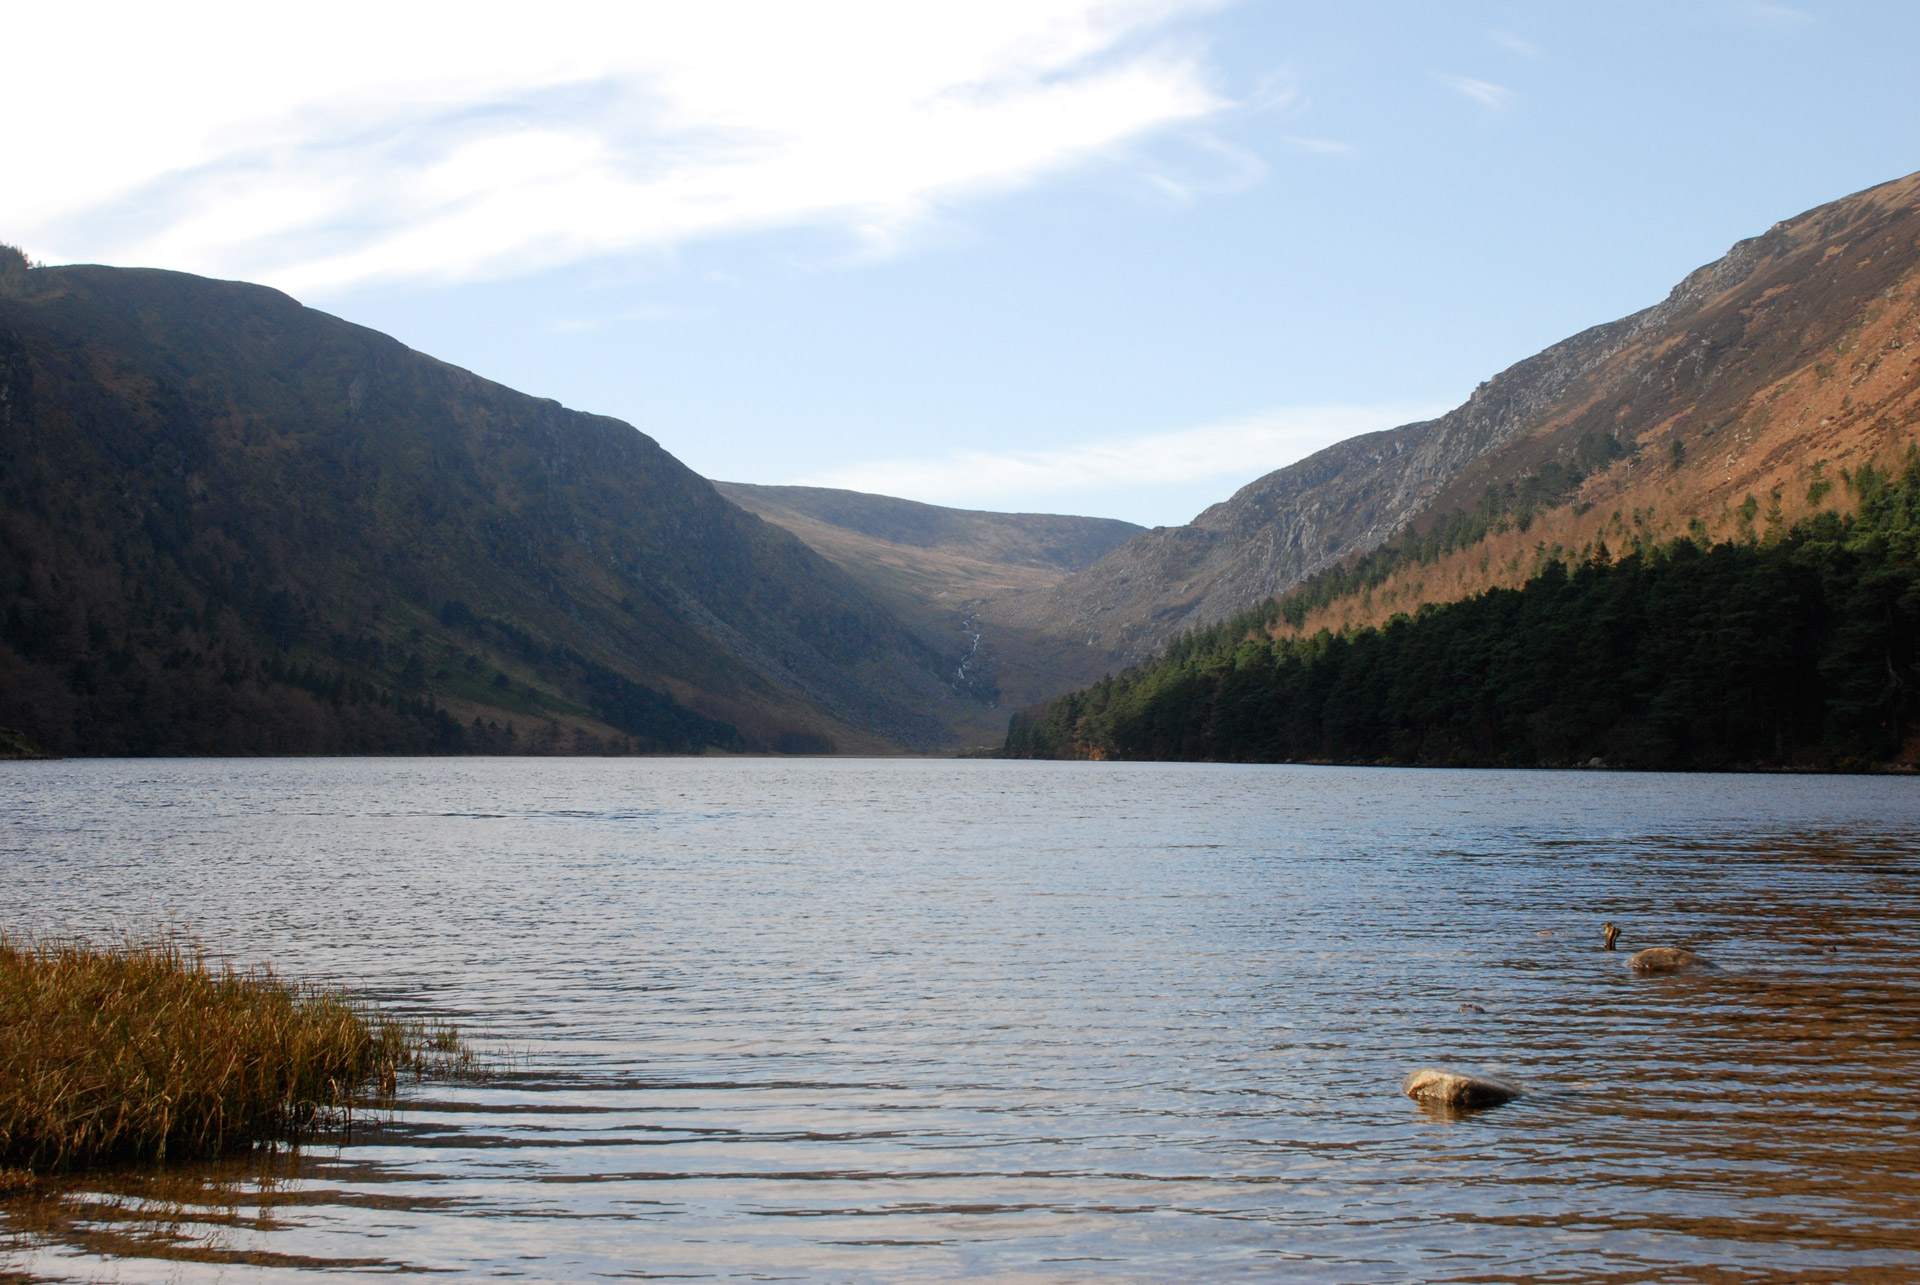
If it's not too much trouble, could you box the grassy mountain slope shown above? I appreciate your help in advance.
[0,257,975,755]
[986,309,1662,672]
[1005,455,1920,770]
[996,167,1920,679]
[715,482,1142,745]
[1004,168,1920,770]
[1273,170,1920,638]
[716,484,1142,574]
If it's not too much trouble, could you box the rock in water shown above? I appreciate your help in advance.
[1629,946,1704,974]
[1402,1068,1521,1110]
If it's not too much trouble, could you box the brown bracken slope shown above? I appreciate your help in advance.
[994,168,1920,670]
[1283,169,1920,637]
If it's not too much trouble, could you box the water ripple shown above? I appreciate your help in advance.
[3,760,1918,1280]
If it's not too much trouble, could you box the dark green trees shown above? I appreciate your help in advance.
[1007,456,1920,770]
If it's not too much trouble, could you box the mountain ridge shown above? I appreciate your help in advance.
[715,483,1142,572]
[0,258,989,755]
[1272,168,1920,638]
[989,168,1920,674]
[715,482,1143,744]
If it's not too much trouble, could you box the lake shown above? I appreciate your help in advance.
[3,758,1918,1281]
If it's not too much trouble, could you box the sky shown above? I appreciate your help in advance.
[7,1,1920,527]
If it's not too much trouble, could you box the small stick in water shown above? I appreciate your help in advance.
[1602,922,1619,951]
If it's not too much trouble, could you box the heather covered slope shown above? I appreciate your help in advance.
[993,168,1920,673]
[0,258,974,755]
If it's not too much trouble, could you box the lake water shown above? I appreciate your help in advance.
[3,758,1919,1281]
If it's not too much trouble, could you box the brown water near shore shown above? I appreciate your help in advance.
[3,759,1918,1280]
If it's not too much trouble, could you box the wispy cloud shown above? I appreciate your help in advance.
[540,304,703,334]
[1284,136,1357,157]
[1245,69,1301,114]
[1137,132,1270,202]
[794,403,1443,516]
[7,1,1232,295]
[1489,29,1540,57]
[1439,76,1515,110]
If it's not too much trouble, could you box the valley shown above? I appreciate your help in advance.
[5,169,1919,761]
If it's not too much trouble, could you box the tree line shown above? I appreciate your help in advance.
[1004,454,1920,770]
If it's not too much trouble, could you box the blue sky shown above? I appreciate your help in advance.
[10,1,1919,525]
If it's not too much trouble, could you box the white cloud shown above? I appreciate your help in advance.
[794,402,1443,518]
[5,1,1230,295]
[1439,76,1515,110]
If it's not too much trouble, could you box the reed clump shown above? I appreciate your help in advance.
[0,934,471,1171]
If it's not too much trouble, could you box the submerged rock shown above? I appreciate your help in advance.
[1629,946,1705,974]
[1402,1067,1521,1110]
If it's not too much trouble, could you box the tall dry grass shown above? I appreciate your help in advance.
[0,934,470,1171]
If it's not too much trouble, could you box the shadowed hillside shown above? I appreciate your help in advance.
[0,256,984,755]
[716,483,1142,745]
[717,484,1141,573]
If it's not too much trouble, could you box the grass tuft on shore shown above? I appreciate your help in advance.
[0,934,471,1171]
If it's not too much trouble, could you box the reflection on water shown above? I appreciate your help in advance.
[3,759,1919,1281]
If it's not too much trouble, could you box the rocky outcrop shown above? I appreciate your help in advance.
[1402,1067,1521,1110]
[988,309,1662,667]
[1630,947,1707,974]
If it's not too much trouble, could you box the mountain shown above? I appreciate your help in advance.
[1004,454,1920,769]
[0,256,988,756]
[1275,168,1920,637]
[14,165,1914,761]
[715,483,1141,736]
[715,485,1141,576]
[1002,168,1920,769]
[989,168,1920,672]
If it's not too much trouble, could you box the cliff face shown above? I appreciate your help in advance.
[993,168,1920,674]
[985,313,1649,670]
[0,262,978,754]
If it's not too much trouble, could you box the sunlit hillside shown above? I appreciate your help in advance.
[1277,171,1920,638]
